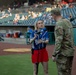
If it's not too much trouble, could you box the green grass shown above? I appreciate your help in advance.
[0,54,58,75]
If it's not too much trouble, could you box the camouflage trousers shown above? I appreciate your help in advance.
[56,55,73,75]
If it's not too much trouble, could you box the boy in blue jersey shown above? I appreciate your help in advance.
[30,20,49,75]
[26,26,33,44]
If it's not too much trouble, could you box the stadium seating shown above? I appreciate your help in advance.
[0,6,76,26]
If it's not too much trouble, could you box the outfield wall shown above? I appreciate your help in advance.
[0,25,76,45]
[0,25,55,33]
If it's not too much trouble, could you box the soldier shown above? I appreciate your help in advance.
[51,8,75,75]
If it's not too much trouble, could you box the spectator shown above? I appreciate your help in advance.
[20,15,25,20]
[7,7,12,16]
[13,14,20,24]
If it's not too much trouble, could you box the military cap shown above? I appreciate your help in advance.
[51,8,61,16]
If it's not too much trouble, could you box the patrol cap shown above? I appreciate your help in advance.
[51,8,61,16]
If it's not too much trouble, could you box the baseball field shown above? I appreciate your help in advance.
[0,42,76,75]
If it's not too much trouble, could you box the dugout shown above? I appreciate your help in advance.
[46,26,55,45]
[0,25,76,45]
[0,25,55,45]
[47,26,76,46]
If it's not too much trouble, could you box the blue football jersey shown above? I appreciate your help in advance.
[30,28,49,50]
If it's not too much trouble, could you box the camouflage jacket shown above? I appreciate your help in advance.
[53,19,75,57]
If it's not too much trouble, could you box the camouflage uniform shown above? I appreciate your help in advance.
[51,8,75,75]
